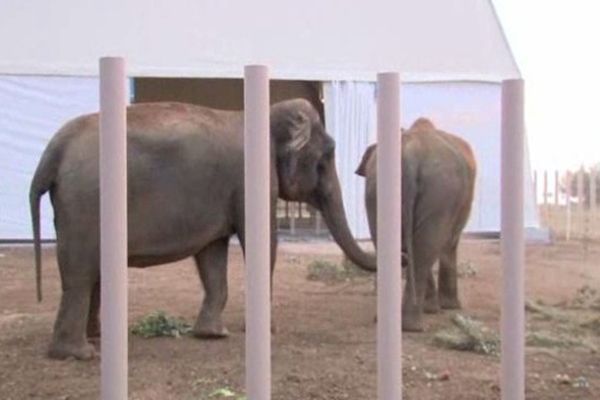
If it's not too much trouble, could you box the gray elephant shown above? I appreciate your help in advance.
[355,118,476,331]
[30,99,376,360]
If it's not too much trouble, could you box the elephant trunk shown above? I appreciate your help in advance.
[317,161,377,272]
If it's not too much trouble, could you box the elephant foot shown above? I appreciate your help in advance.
[48,340,96,361]
[402,310,424,332]
[439,296,462,310]
[424,297,441,314]
[193,318,229,339]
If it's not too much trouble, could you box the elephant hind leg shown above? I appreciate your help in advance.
[48,241,98,360]
[402,223,444,332]
[48,283,96,360]
[438,243,461,310]
[87,280,101,339]
[193,237,230,339]
[424,264,441,314]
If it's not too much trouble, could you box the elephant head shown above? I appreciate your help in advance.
[270,99,376,271]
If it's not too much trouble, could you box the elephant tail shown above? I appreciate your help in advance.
[402,164,418,306]
[29,144,61,302]
[30,185,43,302]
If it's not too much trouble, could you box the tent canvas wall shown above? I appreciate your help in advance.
[0,0,539,241]
[324,80,541,239]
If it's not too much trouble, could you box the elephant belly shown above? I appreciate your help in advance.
[127,212,231,267]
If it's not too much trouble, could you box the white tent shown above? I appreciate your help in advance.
[0,0,540,240]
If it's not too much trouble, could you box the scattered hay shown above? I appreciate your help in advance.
[526,331,585,349]
[434,314,499,356]
[525,300,570,322]
[527,298,600,336]
[131,310,192,338]
[580,317,600,332]
[571,285,600,310]
[306,257,372,284]
[457,261,477,278]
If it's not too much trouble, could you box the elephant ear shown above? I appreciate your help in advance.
[277,109,312,179]
[285,110,311,153]
[355,144,377,177]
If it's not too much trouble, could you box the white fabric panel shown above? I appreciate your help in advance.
[401,82,539,232]
[0,0,519,82]
[0,76,101,240]
[324,81,539,239]
[324,82,376,239]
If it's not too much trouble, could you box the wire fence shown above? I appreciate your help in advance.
[534,167,600,242]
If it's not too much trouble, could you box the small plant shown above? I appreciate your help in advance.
[205,387,246,399]
[306,259,346,283]
[341,256,372,279]
[306,256,372,284]
[131,310,192,338]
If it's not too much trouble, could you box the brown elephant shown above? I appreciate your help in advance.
[355,118,476,331]
[30,99,376,360]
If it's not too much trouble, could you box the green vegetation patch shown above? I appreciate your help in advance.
[131,310,192,338]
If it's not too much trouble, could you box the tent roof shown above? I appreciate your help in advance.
[0,0,520,82]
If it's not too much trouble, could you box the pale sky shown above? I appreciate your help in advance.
[493,0,600,172]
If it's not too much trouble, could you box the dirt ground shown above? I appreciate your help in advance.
[1,238,598,399]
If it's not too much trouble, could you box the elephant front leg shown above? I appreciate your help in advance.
[438,244,462,310]
[194,238,230,339]
[48,284,96,360]
[236,205,278,335]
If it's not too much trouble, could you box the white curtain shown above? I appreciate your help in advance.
[0,76,102,240]
[322,80,541,240]
[400,81,540,233]
[323,81,376,239]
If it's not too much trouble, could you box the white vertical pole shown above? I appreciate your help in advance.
[577,167,585,205]
[554,170,559,205]
[566,172,572,241]
[244,65,271,400]
[377,72,402,400]
[542,170,548,222]
[553,170,560,228]
[315,211,322,235]
[533,170,538,205]
[591,168,597,240]
[99,57,128,400]
[501,79,525,400]
[591,168,597,212]
[290,202,296,235]
[578,167,585,239]
[543,170,548,207]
